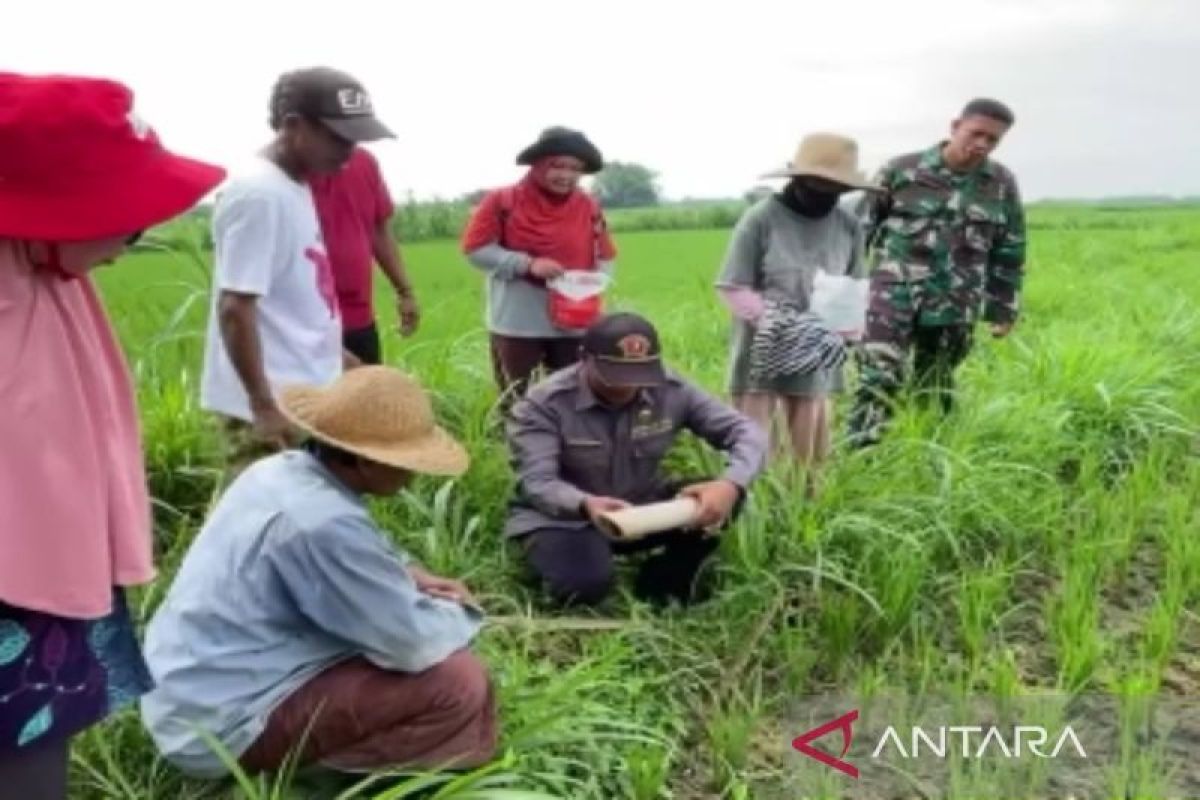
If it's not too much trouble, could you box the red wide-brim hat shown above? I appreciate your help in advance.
[0,72,226,241]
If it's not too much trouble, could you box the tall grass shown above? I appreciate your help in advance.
[79,206,1200,798]
[142,199,1200,254]
[143,199,750,254]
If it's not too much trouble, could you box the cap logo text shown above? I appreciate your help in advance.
[336,88,373,116]
[617,334,651,359]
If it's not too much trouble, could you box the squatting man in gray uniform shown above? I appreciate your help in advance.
[504,312,768,606]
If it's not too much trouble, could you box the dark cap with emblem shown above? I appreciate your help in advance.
[581,312,667,387]
[270,66,394,143]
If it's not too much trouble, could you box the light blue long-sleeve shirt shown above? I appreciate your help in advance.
[139,451,481,777]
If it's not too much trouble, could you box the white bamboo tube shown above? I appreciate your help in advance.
[595,498,701,540]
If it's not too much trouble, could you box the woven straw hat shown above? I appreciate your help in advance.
[278,366,469,476]
[761,133,880,191]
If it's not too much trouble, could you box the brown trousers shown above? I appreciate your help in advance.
[489,333,581,411]
[239,650,498,774]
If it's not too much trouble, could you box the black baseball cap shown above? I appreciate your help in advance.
[275,67,394,143]
[581,312,667,387]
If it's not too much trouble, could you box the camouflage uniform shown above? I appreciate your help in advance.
[848,143,1026,443]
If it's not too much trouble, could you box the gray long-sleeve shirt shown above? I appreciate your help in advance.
[715,197,865,395]
[466,243,615,338]
[504,364,768,537]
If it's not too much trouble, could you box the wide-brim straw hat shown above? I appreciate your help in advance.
[279,366,469,477]
[761,133,881,192]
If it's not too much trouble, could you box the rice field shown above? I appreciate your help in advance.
[74,205,1200,799]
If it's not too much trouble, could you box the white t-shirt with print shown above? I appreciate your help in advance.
[201,158,342,422]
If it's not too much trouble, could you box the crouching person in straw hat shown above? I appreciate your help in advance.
[505,313,768,607]
[715,134,879,477]
[0,72,225,798]
[140,367,497,778]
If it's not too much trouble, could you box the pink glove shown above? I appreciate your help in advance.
[718,286,765,322]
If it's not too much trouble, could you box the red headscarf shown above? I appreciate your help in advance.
[462,159,616,270]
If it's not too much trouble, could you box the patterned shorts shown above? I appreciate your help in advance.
[0,589,152,752]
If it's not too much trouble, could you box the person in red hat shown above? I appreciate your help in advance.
[199,67,395,475]
[0,72,224,798]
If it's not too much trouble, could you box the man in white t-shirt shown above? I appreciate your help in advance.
[201,67,395,464]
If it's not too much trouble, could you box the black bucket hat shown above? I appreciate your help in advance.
[516,126,604,173]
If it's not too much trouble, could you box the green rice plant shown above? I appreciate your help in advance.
[619,744,673,800]
[956,568,1011,670]
[702,692,761,793]
[1048,554,1106,693]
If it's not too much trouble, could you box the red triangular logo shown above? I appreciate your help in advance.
[791,709,859,778]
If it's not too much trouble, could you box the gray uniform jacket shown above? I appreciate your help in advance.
[504,363,768,537]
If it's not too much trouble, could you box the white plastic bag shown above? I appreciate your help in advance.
[547,270,611,301]
[811,271,868,336]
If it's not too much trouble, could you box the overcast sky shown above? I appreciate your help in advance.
[8,0,1198,201]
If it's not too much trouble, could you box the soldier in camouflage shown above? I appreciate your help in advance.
[848,98,1026,445]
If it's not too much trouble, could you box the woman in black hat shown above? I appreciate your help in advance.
[460,127,617,411]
